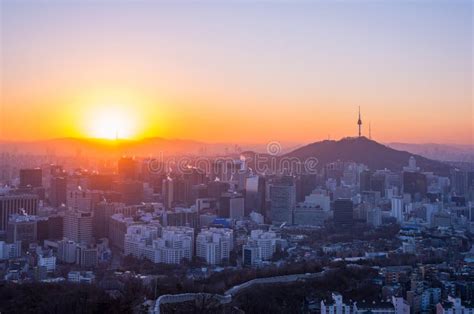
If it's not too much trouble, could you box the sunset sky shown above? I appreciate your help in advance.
[1,0,472,145]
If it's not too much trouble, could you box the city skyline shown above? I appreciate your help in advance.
[1,0,472,145]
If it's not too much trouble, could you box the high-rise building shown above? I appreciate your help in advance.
[229,196,244,219]
[293,204,328,226]
[49,176,67,207]
[218,192,244,218]
[124,223,162,258]
[247,230,279,261]
[403,172,427,199]
[88,174,114,191]
[112,180,144,205]
[245,175,266,216]
[7,214,38,248]
[269,177,296,225]
[366,207,382,227]
[67,188,101,212]
[303,189,331,211]
[196,228,233,265]
[0,193,38,234]
[391,197,404,223]
[402,157,426,199]
[75,244,98,268]
[58,239,77,263]
[333,198,354,227]
[360,170,372,192]
[38,251,56,272]
[152,226,194,264]
[124,224,193,265]
[118,157,138,180]
[164,207,199,229]
[295,174,318,203]
[162,177,174,209]
[451,169,468,196]
[108,213,136,250]
[242,243,261,267]
[19,168,42,188]
[63,209,94,244]
[0,240,22,260]
[207,181,230,199]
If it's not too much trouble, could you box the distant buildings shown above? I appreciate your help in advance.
[436,296,474,314]
[58,239,77,263]
[269,177,296,225]
[63,209,93,244]
[19,168,42,188]
[320,292,410,314]
[49,176,67,207]
[7,214,38,248]
[293,203,328,226]
[153,226,194,264]
[0,240,21,260]
[366,207,382,227]
[245,175,266,216]
[124,223,193,265]
[0,193,38,233]
[242,229,280,267]
[196,228,233,265]
[333,199,353,227]
[68,271,95,284]
[391,196,404,223]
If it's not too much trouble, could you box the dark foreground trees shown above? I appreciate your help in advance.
[0,281,145,314]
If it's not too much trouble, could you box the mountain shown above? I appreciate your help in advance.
[284,137,452,175]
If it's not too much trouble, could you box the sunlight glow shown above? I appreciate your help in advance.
[85,105,137,140]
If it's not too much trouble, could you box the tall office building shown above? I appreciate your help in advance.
[76,244,98,268]
[112,180,144,205]
[451,169,468,196]
[403,172,427,199]
[229,196,245,219]
[118,157,138,180]
[269,177,296,225]
[63,209,94,244]
[207,181,230,199]
[162,177,174,209]
[245,175,266,216]
[360,170,372,192]
[366,207,382,227]
[391,197,404,223]
[58,239,77,263]
[303,189,331,211]
[218,192,244,218]
[0,193,38,234]
[49,176,67,207]
[19,168,42,188]
[7,214,38,248]
[67,188,101,212]
[402,157,427,199]
[333,199,354,227]
[295,174,318,203]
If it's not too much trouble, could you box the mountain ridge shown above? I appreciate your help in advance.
[284,136,452,175]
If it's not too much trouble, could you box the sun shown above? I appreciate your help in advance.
[85,105,137,140]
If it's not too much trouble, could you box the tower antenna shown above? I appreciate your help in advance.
[369,122,372,140]
[357,106,362,137]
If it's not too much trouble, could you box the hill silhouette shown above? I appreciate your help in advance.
[284,137,451,175]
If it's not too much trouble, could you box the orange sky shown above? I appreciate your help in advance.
[1,1,472,145]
